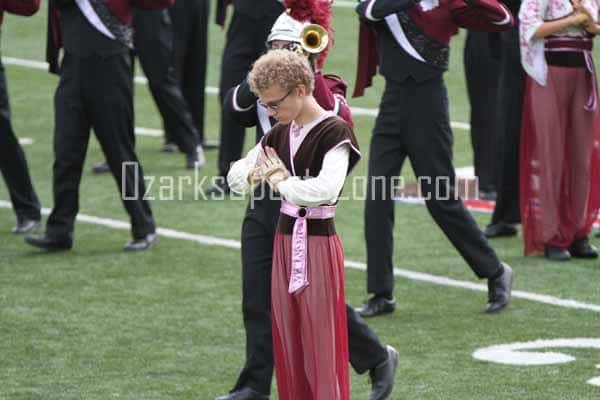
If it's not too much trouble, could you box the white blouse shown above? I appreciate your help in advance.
[520,0,599,85]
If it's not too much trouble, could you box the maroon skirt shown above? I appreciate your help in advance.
[271,232,349,400]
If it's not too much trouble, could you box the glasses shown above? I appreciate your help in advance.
[268,41,304,55]
[258,88,295,111]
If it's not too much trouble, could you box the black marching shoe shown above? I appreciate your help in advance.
[357,295,396,318]
[92,161,110,174]
[123,233,158,252]
[569,238,598,259]
[12,218,40,234]
[369,345,399,400]
[483,222,518,238]
[214,387,269,400]
[186,146,206,170]
[544,245,571,261]
[485,263,513,314]
[25,232,72,251]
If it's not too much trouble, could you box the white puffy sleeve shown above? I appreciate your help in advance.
[519,0,549,85]
[226,143,262,195]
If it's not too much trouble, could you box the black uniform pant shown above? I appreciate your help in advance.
[134,9,199,156]
[235,197,387,395]
[170,0,209,143]
[217,11,277,177]
[0,60,41,222]
[464,31,501,193]
[491,26,524,225]
[47,52,155,240]
[365,77,503,297]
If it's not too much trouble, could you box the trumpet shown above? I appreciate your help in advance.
[300,24,329,54]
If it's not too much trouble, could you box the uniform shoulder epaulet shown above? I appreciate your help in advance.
[323,73,343,83]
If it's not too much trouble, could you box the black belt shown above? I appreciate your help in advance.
[545,51,586,68]
[277,215,336,236]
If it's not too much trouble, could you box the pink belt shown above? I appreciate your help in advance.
[279,201,336,294]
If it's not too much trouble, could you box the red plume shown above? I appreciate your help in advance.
[284,0,331,29]
[284,0,333,68]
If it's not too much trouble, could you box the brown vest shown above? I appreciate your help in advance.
[262,116,361,236]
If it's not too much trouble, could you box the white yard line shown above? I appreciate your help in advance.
[1,56,471,131]
[2,56,47,70]
[333,1,358,8]
[134,127,163,137]
[2,200,599,314]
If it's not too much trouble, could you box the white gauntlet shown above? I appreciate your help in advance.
[257,146,291,190]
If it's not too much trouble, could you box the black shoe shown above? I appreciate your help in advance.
[483,222,518,238]
[214,387,269,400]
[569,238,598,258]
[12,218,40,234]
[161,142,178,153]
[92,161,110,174]
[485,263,513,314]
[544,245,571,261]
[369,345,399,400]
[123,233,158,252]
[186,147,206,170]
[202,139,220,150]
[205,178,230,197]
[357,295,396,318]
[25,232,72,251]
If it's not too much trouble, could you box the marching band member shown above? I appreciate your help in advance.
[221,2,398,399]
[0,0,42,234]
[250,48,358,400]
[354,0,515,317]
[26,0,172,251]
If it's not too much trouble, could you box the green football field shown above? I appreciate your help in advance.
[1,3,600,399]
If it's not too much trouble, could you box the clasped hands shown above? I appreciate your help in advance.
[248,146,291,190]
[572,0,600,34]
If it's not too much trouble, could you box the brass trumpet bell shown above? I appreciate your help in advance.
[300,24,329,54]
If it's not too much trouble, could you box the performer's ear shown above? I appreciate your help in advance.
[297,84,307,97]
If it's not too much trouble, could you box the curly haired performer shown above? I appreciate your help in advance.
[250,48,358,400]
[221,2,398,400]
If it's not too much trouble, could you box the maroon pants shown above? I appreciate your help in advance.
[520,66,600,255]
